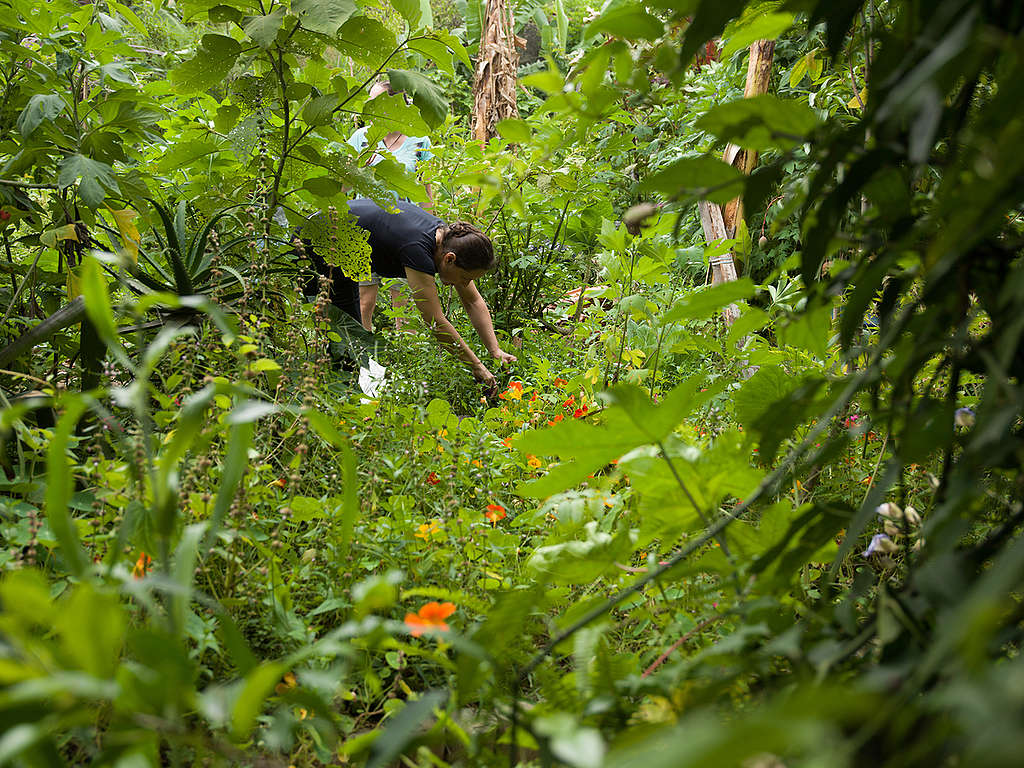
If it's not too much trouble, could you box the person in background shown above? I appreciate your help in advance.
[317,198,516,387]
[348,79,434,332]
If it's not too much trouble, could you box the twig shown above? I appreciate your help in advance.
[642,614,724,678]
[0,178,58,189]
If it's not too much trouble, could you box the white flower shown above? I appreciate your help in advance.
[904,506,921,525]
[954,407,975,428]
[863,533,899,557]
[876,502,903,521]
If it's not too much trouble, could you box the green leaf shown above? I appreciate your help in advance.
[336,16,398,67]
[214,104,240,132]
[169,34,242,95]
[81,256,129,366]
[361,92,430,137]
[680,0,746,64]
[58,154,119,209]
[302,94,341,127]
[721,12,796,59]
[45,397,90,580]
[367,690,447,768]
[496,118,531,143]
[232,662,286,739]
[584,6,665,40]
[527,522,636,584]
[390,0,422,29]
[641,156,744,204]
[243,7,285,48]
[406,36,454,75]
[293,0,357,35]
[302,176,344,198]
[386,69,448,129]
[696,95,820,152]
[17,94,66,137]
[777,303,833,357]
[661,278,756,324]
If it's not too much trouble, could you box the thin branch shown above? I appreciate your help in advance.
[0,178,58,189]
[642,614,724,678]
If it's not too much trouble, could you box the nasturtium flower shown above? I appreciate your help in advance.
[553,378,567,387]
[426,472,440,485]
[563,395,576,408]
[415,519,443,540]
[132,552,152,579]
[573,406,589,419]
[501,381,524,400]
[527,455,542,469]
[404,601,456,636]
[485,504,507,523]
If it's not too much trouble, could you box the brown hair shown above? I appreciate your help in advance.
[441,222,495,272]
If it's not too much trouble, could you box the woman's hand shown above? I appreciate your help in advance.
[472,360,496,385]
[491,348,517,365]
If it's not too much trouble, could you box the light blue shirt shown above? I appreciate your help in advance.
[347,128,433,176]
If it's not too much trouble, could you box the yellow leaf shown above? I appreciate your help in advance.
[41,223,80,248]
[66,265,82,299]
[107,207,140,265]
[847,88,867,109]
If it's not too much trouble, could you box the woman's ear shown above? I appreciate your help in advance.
[443,251,457,266]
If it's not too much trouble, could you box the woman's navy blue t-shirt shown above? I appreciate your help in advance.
[347,199,442,278]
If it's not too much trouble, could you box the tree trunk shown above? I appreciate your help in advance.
[472,0,522,144]
[697,39,776,330]
[722,39,776,235]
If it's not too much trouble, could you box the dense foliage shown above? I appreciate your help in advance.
[1,0,1022,766]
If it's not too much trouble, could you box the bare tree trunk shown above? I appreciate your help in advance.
[697,39,776,331]
[722,39,776,235]
[472,0,522,144]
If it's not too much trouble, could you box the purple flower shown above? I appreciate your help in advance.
[863,533,898,558]
[954,407,975,428]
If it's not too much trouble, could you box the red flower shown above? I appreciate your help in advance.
[405,602,456,636]
[485,504,507,523]
[563,395,575,408]
[573,406,589,419]
[132,552,152,579]
[426,472,440,485]
[553,378,567,387]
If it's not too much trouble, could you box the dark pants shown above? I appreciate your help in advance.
[300,240,362,324]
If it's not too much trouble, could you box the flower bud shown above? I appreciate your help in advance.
[876,502,903,521]
[954,407,975,428]
[904,506,921,525]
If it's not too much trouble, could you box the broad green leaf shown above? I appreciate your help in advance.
[733,365,793,434]
[390,0,422,28]
[721,12,795,59]
[641,156,744,204]
[777,303,833,357]
[696,95,820,151]
[58,154,119,209]
[602,377,726,444]
[361,92,430,138]
[526,522,636,584]
[17,94,66,137]
[386,69,448,129]
[496,118,531,142]
[584,6,665,40]
[243,7,285,48]
[370,155,428,203]
[292,0,356,34]
[214,104,240,132]
[302,176,344,198]
[433,29,470,69]
[302,94,341,127]
[169,34,242,95]
[407,36,454,75]
[58,585,126,678]
[661,278,756,324]
[336,17,398,67]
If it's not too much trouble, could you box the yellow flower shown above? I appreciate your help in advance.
[527,454,542,469]
[472,459,482,468]
[415,520,442,540]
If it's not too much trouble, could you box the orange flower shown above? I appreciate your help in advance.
[132,552,152,580]
[502,381,524,400]
[527,455,542,469]
[485,504,507,523]
[573,406,589,418]
[553,378,567,387]
[563,395,575,408]
[502,437,513,449]
[405,601,456,636]
[426,471,440,485]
